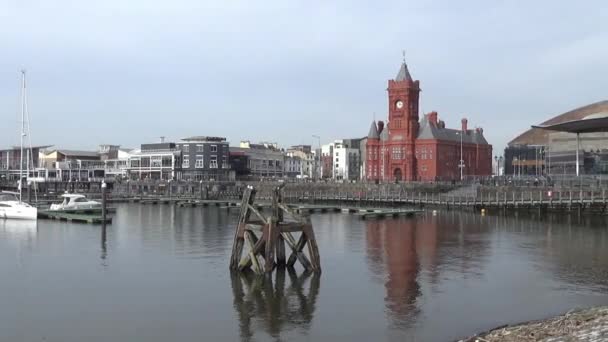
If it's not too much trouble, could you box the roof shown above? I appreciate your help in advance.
[417,115,489,144]
[395,61,413,82]
[367,121,379,139]
[380,127,389,141]
[532,116,608,134]
[509,100,608,146]
[55,149,100,157]
[0,145,53,152]
[181,136,226,142]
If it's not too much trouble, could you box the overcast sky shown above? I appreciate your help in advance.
[1,0,606,153]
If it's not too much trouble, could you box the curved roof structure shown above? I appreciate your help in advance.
[508,100,608,146]
[532,116,608,134]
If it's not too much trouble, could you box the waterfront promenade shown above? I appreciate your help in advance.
[4,179,608,215]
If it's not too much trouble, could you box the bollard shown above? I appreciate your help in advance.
[101,181,107,224]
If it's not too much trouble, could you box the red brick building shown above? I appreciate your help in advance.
[366,59,492,182]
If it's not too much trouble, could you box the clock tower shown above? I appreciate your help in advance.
[386,57,420,181]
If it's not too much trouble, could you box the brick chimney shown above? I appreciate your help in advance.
[461,118,468,132]
[429,111,438,126]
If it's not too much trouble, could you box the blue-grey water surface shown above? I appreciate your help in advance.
[1,204,607,341]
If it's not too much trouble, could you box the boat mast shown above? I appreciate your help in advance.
[19,70,26,202]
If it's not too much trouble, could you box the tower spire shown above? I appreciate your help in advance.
[395,51,413,82]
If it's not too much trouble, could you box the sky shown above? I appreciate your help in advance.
[0,0,607,154]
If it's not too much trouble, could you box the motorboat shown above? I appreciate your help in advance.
[0,191,38,220]
[50,194,101,211]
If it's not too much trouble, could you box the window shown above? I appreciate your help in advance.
[335,163,339,168]
[210,156,218,168]
[196,144,204,152]
[183,155,189,168]
[210,145,217,152]
[392,147,403,160]
[130,158,140,168]
[222,156,228,168]
[336,158,339,162]
[195,155,204,168]
[183,144,189,152]
[162,156,172,167]
[336,152,339,156]
[151,156,162,167]
[141,157,150,167]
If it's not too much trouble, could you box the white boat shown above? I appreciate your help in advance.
[50,194,101,211]
[0,70,38,221]
[0,191,38,220]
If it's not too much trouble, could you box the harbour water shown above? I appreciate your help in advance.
[1,204,607,341]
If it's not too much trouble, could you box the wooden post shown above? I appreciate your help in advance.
[101,181,107,224]
[230,185,320,274]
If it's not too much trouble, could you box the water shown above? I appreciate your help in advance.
[1,204,607,342]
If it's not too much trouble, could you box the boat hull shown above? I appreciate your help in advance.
[0,206,38,220]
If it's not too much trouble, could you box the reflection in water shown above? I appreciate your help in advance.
[231,268,320,341]
[0,219,37,242]
[101,224,108,265]
[365,219,421,327]
[365,213,495,328]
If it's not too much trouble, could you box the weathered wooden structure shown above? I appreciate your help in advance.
[229,185,321,274]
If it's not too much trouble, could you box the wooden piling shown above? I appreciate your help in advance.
[229,185,321,274]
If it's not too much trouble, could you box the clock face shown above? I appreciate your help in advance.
[396,100,403,109]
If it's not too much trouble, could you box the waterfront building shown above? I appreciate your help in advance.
[127,142,181,180]
[0,145,50,181]
[176,136,231,181]
[284,154,303,178]
[39,149,105,181]
[320,143,333,179]
[366,59,492,182]
[229,141,284,178]
[286,145,315,178]
[331,139,361,181]
[506,100,608,176]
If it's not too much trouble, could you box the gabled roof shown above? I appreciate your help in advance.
[417,115,489,144]
[367,121,379,139]
[395,62,413,82]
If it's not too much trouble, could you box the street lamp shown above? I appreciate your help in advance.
[312,135,321,180]
[456,131,465,181]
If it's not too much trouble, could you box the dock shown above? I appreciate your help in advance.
[38,210,112,224]
[355,209,422,219]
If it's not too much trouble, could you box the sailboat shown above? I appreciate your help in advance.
[0,70,37,220]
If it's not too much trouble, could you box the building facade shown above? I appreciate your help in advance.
[177,136,231,181]
[127,142,181,180]
[230,141,284,178]
[505,102,608,176]
[287,145,315,178]
[366,59,492,182]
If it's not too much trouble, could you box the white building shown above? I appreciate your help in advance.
[321,139,361,181]
[284,154,302,178]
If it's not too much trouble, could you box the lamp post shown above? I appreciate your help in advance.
[312,135,321,180]
[456,131,465,181]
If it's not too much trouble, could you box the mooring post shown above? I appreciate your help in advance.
[101,181,107,224]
